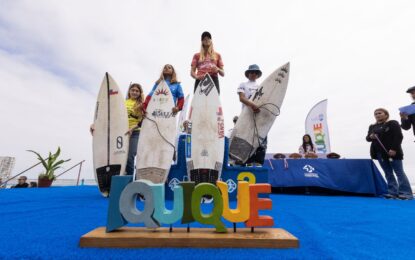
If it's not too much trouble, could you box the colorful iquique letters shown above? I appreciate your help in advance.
[106,176,274,233]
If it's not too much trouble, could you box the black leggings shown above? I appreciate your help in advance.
[194,76,220,94]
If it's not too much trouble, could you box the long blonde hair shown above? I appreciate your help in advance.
[127,83,144,114]
[160,64,179,84]
[199,43,217,62]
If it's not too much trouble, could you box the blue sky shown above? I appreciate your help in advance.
[1,0,415,182]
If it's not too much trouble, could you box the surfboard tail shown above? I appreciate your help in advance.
[190,169,219,185]
[229,136,254,164]
[96,164,122,197]
[136,167,168,184]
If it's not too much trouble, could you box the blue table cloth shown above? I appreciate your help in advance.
[264,159,387,196]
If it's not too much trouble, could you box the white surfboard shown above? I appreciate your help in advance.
[178,94,190,132]
[229,62,290,164]
[136,80,177,183]
[93,72,129,197]
[187,74,225,184]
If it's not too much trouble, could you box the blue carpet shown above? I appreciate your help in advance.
[1,186,415,259]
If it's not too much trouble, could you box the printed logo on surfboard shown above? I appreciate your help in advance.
[155,88,169,96]
[152,97,170,104]
[109,89,118,95]
[275,65,289,84]
[201,149,209,157]
[113,136,127,155]
[281,66,289,73]
[252,86,264,101]
[199,76,214,96]
[151,109,174,119]
[152,88,170,104]
[217,107,224,138]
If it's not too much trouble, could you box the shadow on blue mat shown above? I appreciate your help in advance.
[0,186,414,259]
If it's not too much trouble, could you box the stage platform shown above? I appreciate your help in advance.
[1,186,414,259]
[80,227,298,249]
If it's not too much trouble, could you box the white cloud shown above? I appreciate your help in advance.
[0,49,95,180]
[0,0,414,183]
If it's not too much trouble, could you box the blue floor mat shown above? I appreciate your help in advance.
[1,186,414,259]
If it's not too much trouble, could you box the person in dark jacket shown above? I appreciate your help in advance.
[400,86,415,137]
[366,108,413,200]
[12,176,29,188]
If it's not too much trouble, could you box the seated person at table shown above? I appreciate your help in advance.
[299,134,316,155]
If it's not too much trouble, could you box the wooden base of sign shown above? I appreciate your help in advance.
[79,227,299,249]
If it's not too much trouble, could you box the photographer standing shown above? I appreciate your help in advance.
[400,86,415,137]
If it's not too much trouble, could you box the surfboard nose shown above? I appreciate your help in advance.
[283,62,290,70]
[280,62,290,75]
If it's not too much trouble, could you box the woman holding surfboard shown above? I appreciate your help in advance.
[137,64,184,183]
[90,82,145,176]
[124,83,145,175]
[191,31,224,94]
[143,64,184,113]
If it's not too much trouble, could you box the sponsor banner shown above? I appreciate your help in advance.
[305,99,331,154]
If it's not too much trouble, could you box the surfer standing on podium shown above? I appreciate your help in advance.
[90,83,145,176]
[191,31,224,94]
[124,83,145,175]
[236,64,267,166]
[143,64,184,114]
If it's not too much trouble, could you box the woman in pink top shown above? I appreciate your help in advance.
[190,31,224,94]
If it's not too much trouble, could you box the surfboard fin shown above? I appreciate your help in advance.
[229,136,254,164]
[96,164,122,197]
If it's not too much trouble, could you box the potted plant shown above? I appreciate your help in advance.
[27,147,71,188]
